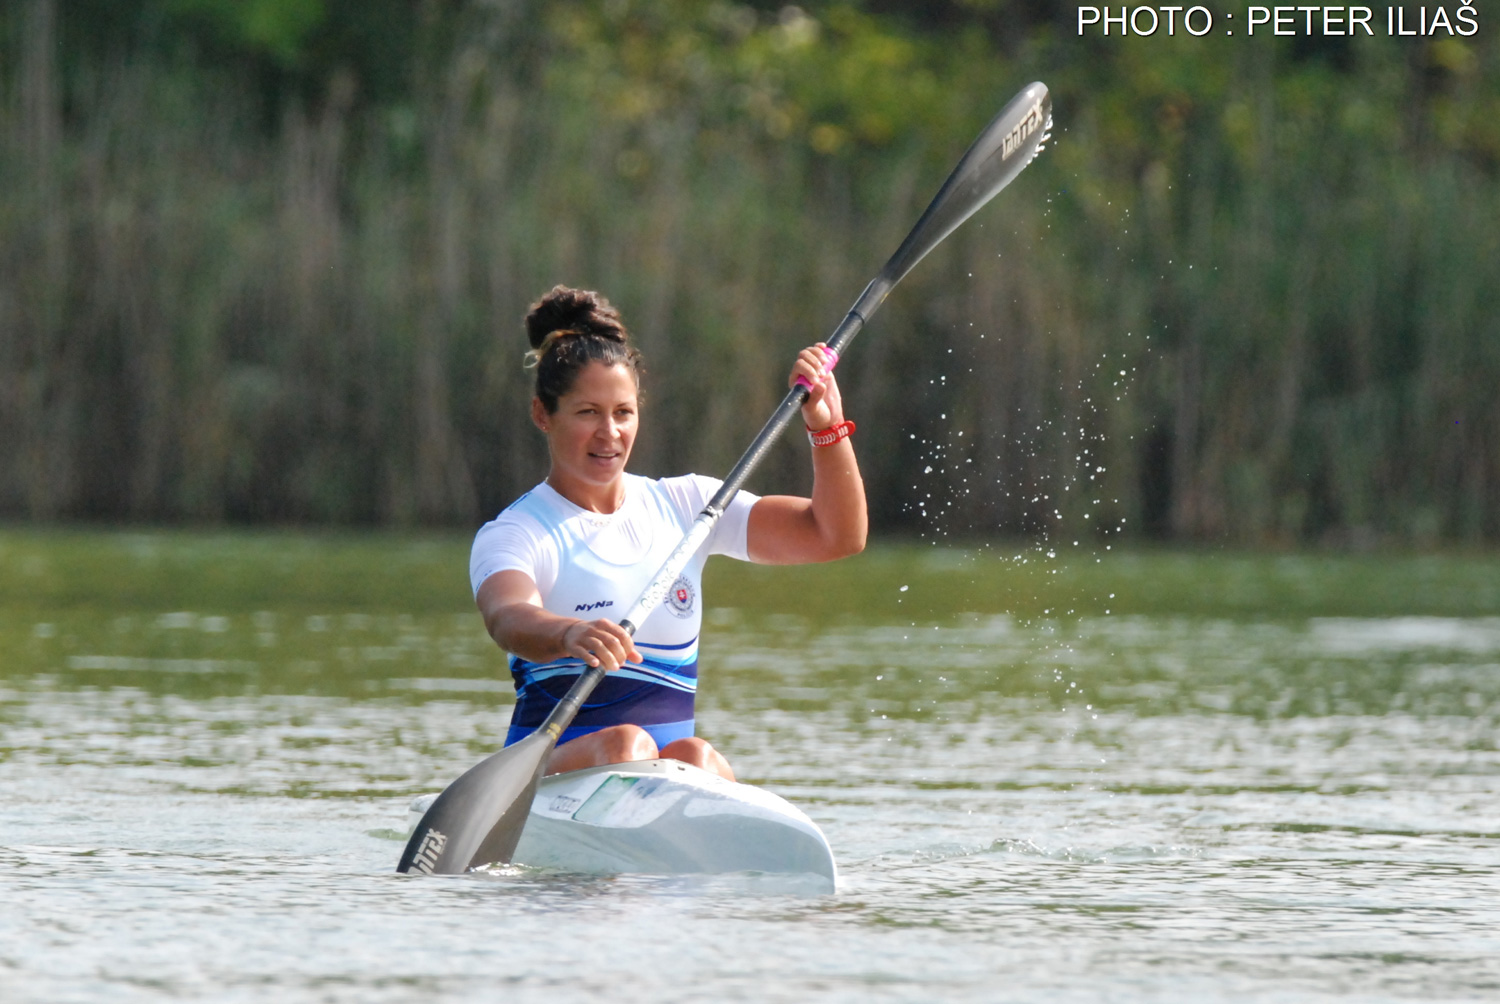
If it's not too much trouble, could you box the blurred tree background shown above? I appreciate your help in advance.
[1,0,1496,544]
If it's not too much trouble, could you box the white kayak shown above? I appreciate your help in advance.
[406,758,836,887]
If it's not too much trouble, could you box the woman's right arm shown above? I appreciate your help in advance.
[475,570,641,672]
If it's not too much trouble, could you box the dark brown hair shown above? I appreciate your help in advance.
[524,285,644,413]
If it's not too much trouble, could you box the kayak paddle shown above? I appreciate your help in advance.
[398,81,1053,875]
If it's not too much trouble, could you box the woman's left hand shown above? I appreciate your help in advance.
[789,343,845,432]
[750,341,867,565]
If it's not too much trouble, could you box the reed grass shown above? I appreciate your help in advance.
[1,1,1495,544]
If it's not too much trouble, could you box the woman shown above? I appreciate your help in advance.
[470,285,866,781]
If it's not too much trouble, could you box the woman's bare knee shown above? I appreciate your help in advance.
[593,724,659,762]
[659,737,735,782]
[547,725,658,774]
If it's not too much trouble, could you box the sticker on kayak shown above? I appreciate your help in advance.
[666,574,695,618]
[572,775,681,829]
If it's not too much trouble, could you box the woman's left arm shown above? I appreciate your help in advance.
[746,344,868,565]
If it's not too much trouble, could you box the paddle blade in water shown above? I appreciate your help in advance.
[396,730,554,874]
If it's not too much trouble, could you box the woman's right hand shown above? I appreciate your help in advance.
[560,618,641,671]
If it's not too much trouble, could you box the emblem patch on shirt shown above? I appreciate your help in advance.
[666,574,696,618]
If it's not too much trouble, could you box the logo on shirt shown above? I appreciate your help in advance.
[575,599,614,613]
[666,575,695,618]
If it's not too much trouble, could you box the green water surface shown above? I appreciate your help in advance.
[3,529,1499,1002]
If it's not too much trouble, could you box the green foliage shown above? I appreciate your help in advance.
[536,1,968,157]
[165,0,328,67]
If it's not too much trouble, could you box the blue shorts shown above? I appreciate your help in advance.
[504,718,695,750]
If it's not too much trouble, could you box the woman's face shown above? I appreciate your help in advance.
[533,362,639,495]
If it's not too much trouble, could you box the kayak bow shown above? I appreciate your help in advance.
[405,759,836,888]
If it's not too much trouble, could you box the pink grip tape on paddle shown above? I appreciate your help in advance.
[794,347,840,392]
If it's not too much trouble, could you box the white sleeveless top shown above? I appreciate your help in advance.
[469,473,759,739]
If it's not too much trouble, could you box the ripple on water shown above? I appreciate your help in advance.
[3,603,1500,1001]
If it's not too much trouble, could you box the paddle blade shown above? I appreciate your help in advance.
[878,81,1052,291]
[396,729,554,874]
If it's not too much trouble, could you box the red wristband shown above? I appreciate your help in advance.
[807,420,855,447]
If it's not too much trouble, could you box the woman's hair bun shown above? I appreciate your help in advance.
[524,285,628,350]
[523,285,643,412]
